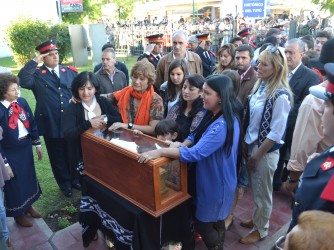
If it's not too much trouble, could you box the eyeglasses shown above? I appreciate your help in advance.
[265,46,284,60]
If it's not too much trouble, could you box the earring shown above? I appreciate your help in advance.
[218,101,221,104]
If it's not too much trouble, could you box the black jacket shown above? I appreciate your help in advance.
[63,96,122,170]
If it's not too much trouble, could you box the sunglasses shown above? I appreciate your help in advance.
[265,45,284,60]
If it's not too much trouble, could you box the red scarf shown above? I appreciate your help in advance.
[8,102,30,129]
[113,86,154,125]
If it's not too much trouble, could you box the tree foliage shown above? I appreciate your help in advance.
[4,18,71,66]
[312,0,334,15]
[113,0,137,20]
[62,0,103,24]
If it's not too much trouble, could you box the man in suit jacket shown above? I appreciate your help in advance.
[155,30,202,89]
[137,34,164,69]
[195,33,216,77]
[18,40,78,197]
[273,38,319,191]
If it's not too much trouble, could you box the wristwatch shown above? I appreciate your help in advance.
[128,123,133,129]
[287,176,298,183]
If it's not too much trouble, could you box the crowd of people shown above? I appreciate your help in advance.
[0,13,334,249]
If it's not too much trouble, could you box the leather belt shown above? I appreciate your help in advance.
[18,135,29,140]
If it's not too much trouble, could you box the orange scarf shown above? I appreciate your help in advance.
[113,86,154,125]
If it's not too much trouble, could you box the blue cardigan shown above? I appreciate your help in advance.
[180,116,240,222]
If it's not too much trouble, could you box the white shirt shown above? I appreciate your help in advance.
[289,62,302,77]
[45,65,60,78]
[244,87,291,145]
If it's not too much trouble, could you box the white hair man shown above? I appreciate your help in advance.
[155,30,203,89]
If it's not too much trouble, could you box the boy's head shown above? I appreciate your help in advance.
[155,119,183,142]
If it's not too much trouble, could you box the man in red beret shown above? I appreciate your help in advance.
[138,34,164,69]
[18,39,78,197]
[238,28,256,49]
[195,33,216,77]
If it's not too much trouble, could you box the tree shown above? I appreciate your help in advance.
[5,19,71,66]
[312,0,334,15]
[62,0,103,24]
[113,0,137,20]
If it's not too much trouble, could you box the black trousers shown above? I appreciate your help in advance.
[44,137,72,191]
[273,126,293,190]
[195,219,225,249]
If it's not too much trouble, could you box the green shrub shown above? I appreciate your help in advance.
[63,204,78,215]
[4,18,49,67]
[4,18,71,66]
[58,217,71,229]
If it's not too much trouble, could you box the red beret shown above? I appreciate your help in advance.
[35,40,58,54]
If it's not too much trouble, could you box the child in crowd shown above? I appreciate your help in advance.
[133,119,183,142]
[0,126,10,250]
[154,119,183,142]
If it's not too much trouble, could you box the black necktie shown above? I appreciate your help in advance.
[51,70,59,81]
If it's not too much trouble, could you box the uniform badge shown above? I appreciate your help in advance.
[61,68,66,72]
[150,56,154,61]
[42,70,47,74]
[320,156,334,171]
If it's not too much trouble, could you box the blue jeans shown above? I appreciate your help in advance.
[237,158,249,188]
[0,189,8,241]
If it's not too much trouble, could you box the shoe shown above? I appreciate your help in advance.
[72,183,81,190]
[225,219,234,231]
[14,214,33,227]
[239,230,262,244]
[62,188,72,197]
[25,206,42,218]
[240,219,254,229]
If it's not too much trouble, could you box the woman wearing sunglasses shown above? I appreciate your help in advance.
[239,46,293,244]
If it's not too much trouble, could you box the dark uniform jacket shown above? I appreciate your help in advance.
[290,145,334,231]
[137,53,162,69]
[195,47,216,78]
[0,97,40,148]
[18,60,77,138]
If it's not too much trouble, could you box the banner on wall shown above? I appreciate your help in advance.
[61,0,83,13]
[242,0,265,18]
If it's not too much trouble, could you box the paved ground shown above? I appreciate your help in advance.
[7,188,292,250]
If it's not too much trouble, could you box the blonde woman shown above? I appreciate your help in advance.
[240,46,293,244]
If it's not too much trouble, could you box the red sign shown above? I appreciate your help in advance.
[61,0,83,13]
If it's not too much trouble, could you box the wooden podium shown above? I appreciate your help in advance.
[81,127,190,217]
